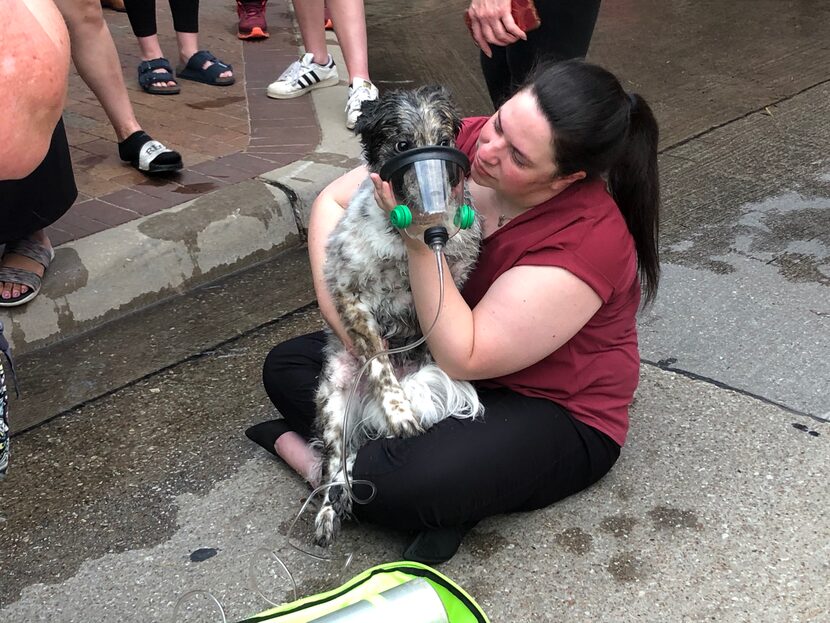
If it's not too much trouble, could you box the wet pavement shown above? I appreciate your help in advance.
[1,0,829,620]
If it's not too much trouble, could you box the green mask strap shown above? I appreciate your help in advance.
[453,204,476,229]
[389,204,412,229]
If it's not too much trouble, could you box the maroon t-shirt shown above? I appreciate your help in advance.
[457,117,640,446]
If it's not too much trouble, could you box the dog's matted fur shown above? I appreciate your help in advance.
[313,86,483,545]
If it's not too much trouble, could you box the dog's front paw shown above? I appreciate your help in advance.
[314,504,340,547]
[387,407,423,438]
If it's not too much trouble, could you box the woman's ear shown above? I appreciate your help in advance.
[550,170,587,193]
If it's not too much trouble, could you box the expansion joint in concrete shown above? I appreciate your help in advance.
[659,76,830,155]
[642,358,828,423]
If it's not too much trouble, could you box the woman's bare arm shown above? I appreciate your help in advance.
[307,165,370,348]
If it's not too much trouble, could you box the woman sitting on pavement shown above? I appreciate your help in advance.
[248,60,661,563]
[123,0,234,95]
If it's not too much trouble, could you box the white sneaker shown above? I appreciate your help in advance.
[266,52,339,99]
[345,78,379,129]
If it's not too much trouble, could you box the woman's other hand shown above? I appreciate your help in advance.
[466,0,527,58]
[369,173,396,214]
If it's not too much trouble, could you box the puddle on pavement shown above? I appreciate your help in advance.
[187,96,246,110]
[174,182,219,194]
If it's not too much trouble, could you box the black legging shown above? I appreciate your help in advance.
[124,0,200,37]
[0,118,76,245]
[480,0,602,108]
[262,331,620,531]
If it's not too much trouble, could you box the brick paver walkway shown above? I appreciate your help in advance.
[50,0,319,246]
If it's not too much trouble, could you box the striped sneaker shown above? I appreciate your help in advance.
[266,53,339,99]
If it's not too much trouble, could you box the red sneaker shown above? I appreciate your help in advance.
[237,0,269,40]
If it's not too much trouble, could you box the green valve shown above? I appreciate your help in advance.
[389,204,412,228]
[454,204,476,229]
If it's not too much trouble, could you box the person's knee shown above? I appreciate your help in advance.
[56,0,105,31]
[262,343,288,397]
[262,337,316,405]
[262,341,293,386]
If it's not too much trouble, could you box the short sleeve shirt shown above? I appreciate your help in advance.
[457,117,641,446]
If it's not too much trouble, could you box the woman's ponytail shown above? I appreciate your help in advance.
[608,94,660,305]
[527,61,661,306]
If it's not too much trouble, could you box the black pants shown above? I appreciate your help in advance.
[0,118,77,245]
[262,332,620,531]
[124,0,200,37]
[480,0,602,108]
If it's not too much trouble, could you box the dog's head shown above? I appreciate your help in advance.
[354,85,463,173]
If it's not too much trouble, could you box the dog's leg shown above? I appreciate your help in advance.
[313,351,356,547]
[337,294,422,438]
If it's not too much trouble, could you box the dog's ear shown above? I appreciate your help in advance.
[353,97,382,136]
[419,85,463,140]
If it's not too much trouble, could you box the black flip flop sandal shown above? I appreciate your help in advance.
[137,58,181,95]
[177,50,235,86]
[118,131,183,175]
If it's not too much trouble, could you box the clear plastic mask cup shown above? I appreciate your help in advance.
[381,146,474,241]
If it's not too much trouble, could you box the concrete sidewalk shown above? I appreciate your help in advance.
[2,1,359,358]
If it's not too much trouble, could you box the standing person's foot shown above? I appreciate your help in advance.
[0,233,54,308]
[237,0,269,40]
[118,131,183,175]
[266,53,338,99]
[345,78,379,130]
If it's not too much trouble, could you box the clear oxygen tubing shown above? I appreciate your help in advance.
[171,589,227,623]
[285,242,448,559]
[176,245,449,618]
[338,242,447,506]
[248,546,298,606]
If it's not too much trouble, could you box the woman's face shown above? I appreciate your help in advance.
[471,90,559,200]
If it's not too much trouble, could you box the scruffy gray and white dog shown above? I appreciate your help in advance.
[313,86,483,546]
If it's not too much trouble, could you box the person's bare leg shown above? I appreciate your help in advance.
[175,31,233,79]
[0,230,51,300]
[292,0,328,64]
[275,431,322,487]
[53,0,141,141]
[327,0,370,82]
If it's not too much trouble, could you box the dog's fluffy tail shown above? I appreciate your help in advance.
[401,363,482,429]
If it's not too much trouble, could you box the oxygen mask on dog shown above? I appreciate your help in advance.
[380,146,476,248]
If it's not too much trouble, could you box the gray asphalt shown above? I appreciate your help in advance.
[1,0,828,621]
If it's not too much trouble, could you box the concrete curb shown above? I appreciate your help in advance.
[4,36,360,357]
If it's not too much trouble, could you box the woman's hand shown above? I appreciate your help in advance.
[369,173,428,253]
[369,173,396,214]
[466,0,527,58]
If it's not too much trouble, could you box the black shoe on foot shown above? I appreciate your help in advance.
[118,130,183,175]
[402,524,473,565]
[245,419,292,458]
